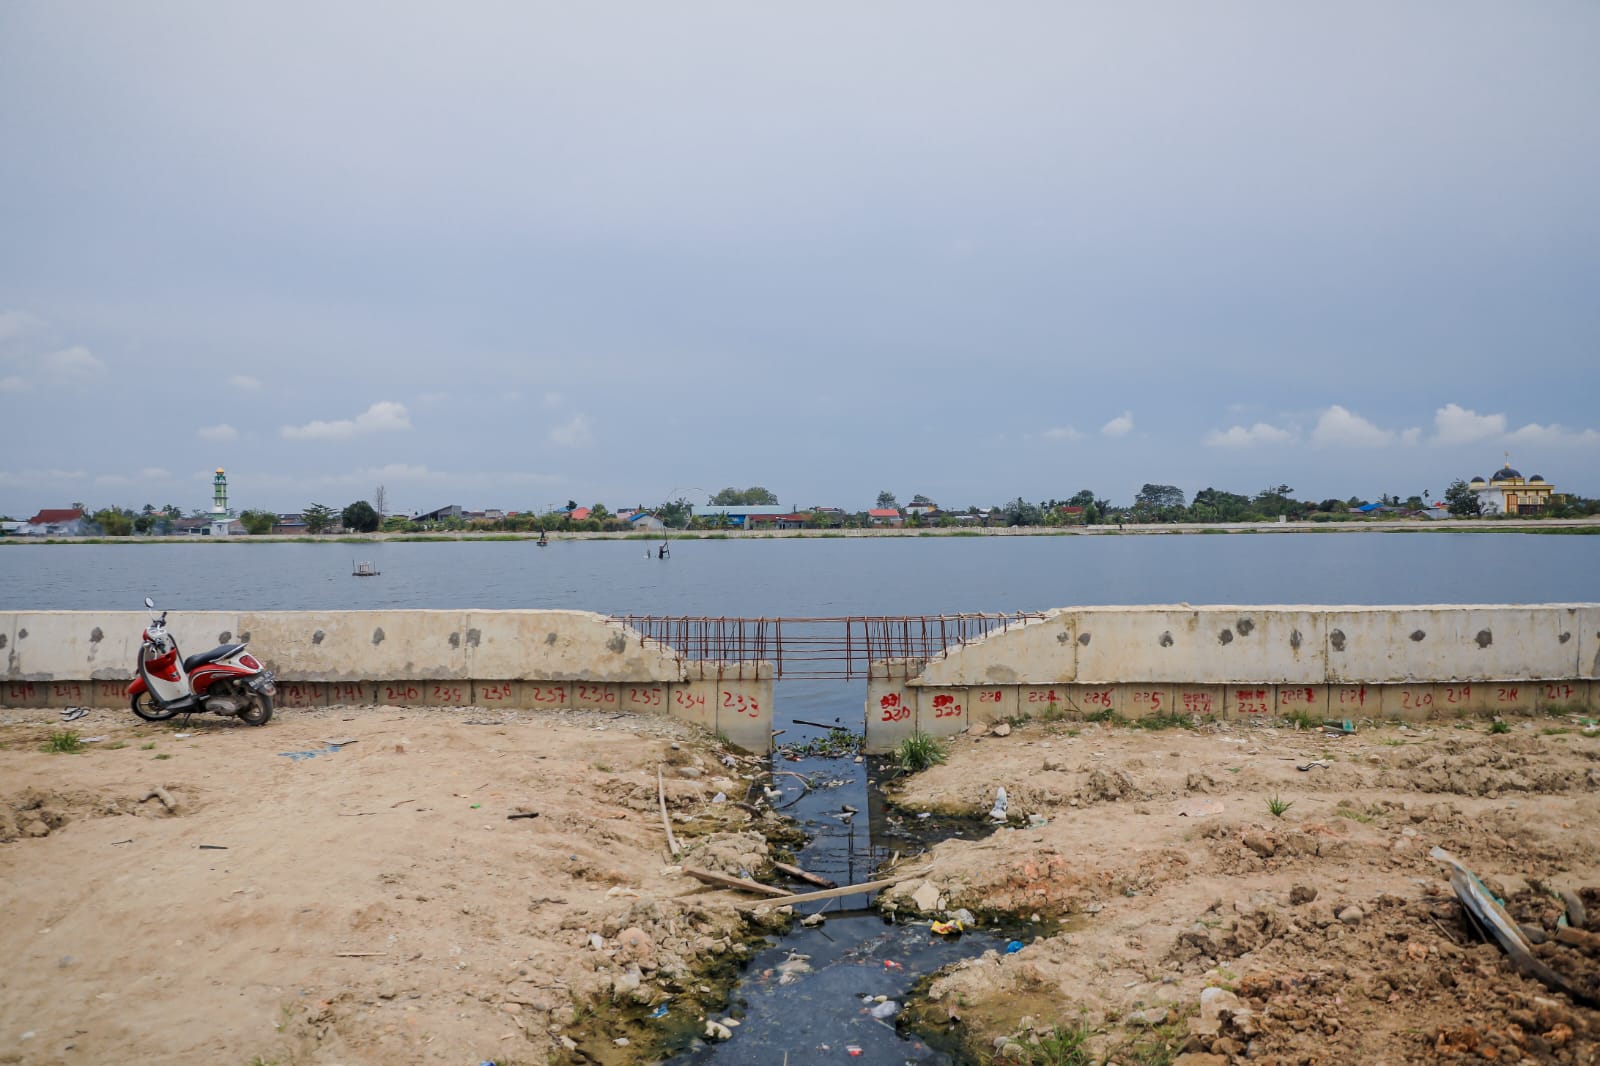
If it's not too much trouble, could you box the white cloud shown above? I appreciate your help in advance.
[548,414,593,448]
[543,392,567,409]
[139,467,173,479]
[1432,403,1506,445]
[281,400,412,441]
[0,375,25,393]
[1310,405,1396,448]
[95,473,132,486]
[0,468,88,487]
[1506,422,1600,446]
[229,374,261,390]
[1204,422,1296,448]
[197,424,238,442]
[43,345,106,382]
[1399,427,1421,446]
[1042,425,1083,441]
[1101,411,1134,438]
[0,310,44,343]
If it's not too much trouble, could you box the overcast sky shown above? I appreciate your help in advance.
[2,2,1597,518]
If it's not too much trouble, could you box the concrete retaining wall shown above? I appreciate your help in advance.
[0,611,774,752]
[866,604,1600,751]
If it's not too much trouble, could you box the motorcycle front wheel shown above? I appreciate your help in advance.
[131,691,180,722]
[238,691,273,726]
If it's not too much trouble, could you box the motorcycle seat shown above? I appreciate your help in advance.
[184,643,246,672]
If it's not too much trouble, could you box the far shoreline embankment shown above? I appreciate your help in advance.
[5,516,1600,546]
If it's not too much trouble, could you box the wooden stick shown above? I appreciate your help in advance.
[335,952,388,957]
[793,718,843,731]
[681,867,789,897]
[656,767,682,859]
[737,874,911,910]
[773,861,836,889]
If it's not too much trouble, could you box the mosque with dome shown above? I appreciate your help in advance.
[1469,458,1554,515]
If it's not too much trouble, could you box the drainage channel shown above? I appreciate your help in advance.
[658,724,1038,1064]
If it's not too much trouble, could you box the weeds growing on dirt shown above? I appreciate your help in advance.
[1036,701,1065,723]
[896,733,948,772]
[1489,719,1511,734]
[1283,710,1319,730]
[1084,708,1118,724]
[43,730,84,753]
[139,742,156,750]
[995,1020,1094,1065]
[1334,807,1374,823]
[1267,792,1293,817]
[1132,713,1195,731]
[153,752,172,760]
[102,740,127,750]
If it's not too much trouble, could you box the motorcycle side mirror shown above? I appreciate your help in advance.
[144,597,156,609]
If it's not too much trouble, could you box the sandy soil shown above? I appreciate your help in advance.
[880,715,1600,1064]
[9,705,1600,1066]
[0,705,781,1066]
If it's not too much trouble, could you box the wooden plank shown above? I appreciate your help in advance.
[681,867,789,898]
[773,861,836,889]
[736,874,911,910]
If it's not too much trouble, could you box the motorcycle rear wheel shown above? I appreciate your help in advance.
[131,691,180,722]
[238,691,273,726]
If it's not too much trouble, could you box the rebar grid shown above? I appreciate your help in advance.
[608,613,1046,680]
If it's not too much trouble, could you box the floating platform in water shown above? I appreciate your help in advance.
[352,561,381,577]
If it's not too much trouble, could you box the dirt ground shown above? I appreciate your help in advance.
[7,705,1600,1066]
[0,704,781,1066]
[881,714,1600,1065]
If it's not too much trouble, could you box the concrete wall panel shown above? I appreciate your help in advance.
[1122,683,1175,720]
[1072,607,1327,685]
[474,681,519,710]
[1380,684,1439,722]
[1017,685,1075,718]
[275,681,329,710]
[1435,681,1487,717]
[6,611,197,682]
[668,681,717,731]
[1532,679,1590,713]
[239,611,469,682]
[1174,685,1224,719]
[914,687,970,738]
[326,682,370,706]
[93,680,129,708]
[1,681,42,707]
[968,685,1017,725]
[1483,681,1538,715]
[716,672,773,752]
[0,614,15,679]
[1457,606,1581,681]
[865,660,918,754]
[519,681,575,710]
[570,682,621,711]
[1073,683,1121,718]
[619,682,670,716]
[1274,683,1326,719]
[1328,684,1376,719]
[1581,608,1600,680]
[1225,685,1275,719]
[465,611,685,682]
[915,612,1074,686]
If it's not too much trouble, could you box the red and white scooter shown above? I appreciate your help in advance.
[127,597,276,725]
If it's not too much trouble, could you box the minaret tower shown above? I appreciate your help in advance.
[210,468,232,536]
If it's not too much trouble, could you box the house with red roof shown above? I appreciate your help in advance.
[868,508,903,527]
[25,508,87,536]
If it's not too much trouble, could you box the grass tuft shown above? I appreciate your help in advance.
[1267,792,1294,817]
[1489,719,1511,734]
[895,732,948,772]
[43,730,84,753]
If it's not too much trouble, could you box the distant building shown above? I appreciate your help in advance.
[1470,460,1554,516]
[210,467,233,536]
[905,500,938,517]
[414,505,463,523]
[867,508,904,527]
[628,512,665,532]
[25,508,87,536]
[701,506,790,529]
